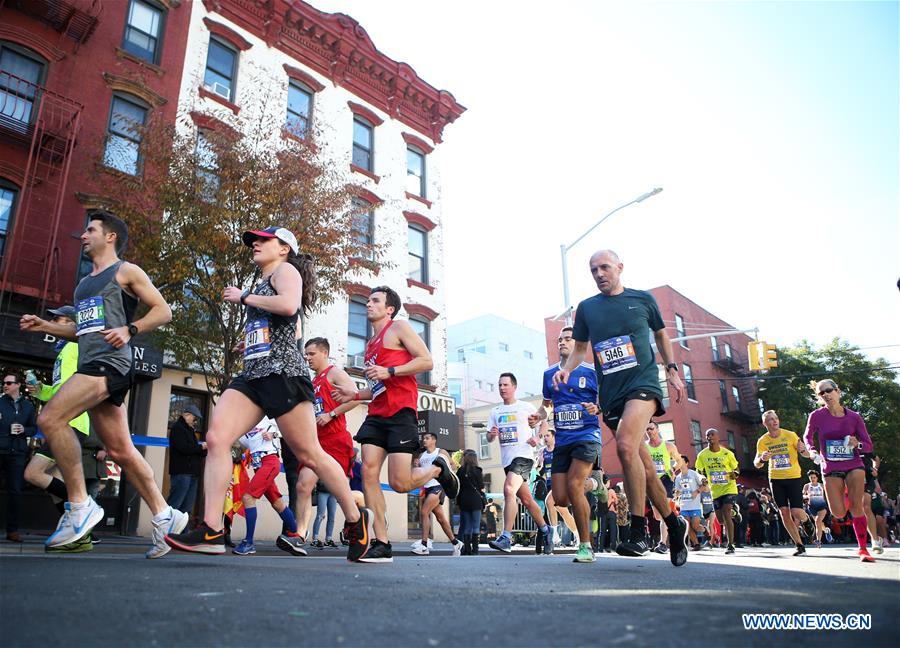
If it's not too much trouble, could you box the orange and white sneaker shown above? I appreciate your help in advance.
[165,522,226,554]
[858,548,875,563]
[345,507,374,562]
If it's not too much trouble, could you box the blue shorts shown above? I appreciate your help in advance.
[681,509,703,519]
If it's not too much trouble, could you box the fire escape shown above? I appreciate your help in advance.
[0,0,102,52]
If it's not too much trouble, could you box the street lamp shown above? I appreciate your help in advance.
[559,188,663,323]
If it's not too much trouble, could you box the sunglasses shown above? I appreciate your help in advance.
[3,381,18,385]
[818,387,836,396]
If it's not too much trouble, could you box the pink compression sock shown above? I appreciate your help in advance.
[851,516,868,550]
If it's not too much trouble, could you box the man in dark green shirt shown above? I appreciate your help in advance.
[554,249,689,566]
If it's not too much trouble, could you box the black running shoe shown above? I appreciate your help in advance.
[432,456,460,499]
[358,539,393,563]
[725,544,735,554]
[535,528,544,555]
[165,522,226,555]
[345,507,374,562]
[616,537,651,557]
[276,533,308,556]
[669,516,689,567]
[793,543,806,557]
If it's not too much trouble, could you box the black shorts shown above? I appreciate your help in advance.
[355,407,420,454]
[602,390,665,431]
[863,455,877,494]
[504,457,534,480]
[423,485,445,505]
[227,372,315,419]
[551,441,601,474]
[713,493,736,511]
[33,426,86,462]
[770,477,804,509]
[78,361,134,407]
[660,474,675,499]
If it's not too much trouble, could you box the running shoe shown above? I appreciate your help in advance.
[45,498,104,548]
[690,543,702,552]
[793,544,806,556]
[616,537,651,557]
[165,522,226,554]
[451,539,463,557]
[731,504,742,524]
[872,536,884,555]
[814,540,822,549]
[489,535,513,553]
[653,542,668,554]
[858,548,875,563]
[534,529,544,555]
[147,507,189,559]
[358,539,393,563]
[432,456,460,499]
[542,528,554,555]
[411,542,429,555]
[824,527,833,543]
[345,507,374,562]
[276,533,308,556]
[669,516,689,567]
[311,539,325,549]
[725,544,735,554]
[573,543,596,563]
[233,539,256,556]
[45,534,94,554]
[324,539,337,548]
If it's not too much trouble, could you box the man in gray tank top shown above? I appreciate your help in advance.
[20,210,189,557]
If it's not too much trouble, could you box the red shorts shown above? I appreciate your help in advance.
[247,453,282,504]
[299,432,354,477]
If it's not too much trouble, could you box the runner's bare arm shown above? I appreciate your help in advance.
[326,367,363,418]
[224,263,301,316]
[19,314,77,340]
[653,328,685,403]
[101,263,172,348]
[552,340,588,387]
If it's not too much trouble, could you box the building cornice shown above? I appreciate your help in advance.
[201,0,465,143]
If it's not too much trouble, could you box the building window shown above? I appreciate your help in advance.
[499,342,509,352]
[0,183,18,258]
[406,145,426,197]
[122,0,165,64]
[478,431,491,460]
[347,298,370,365]
[409,317,430,385]
[103,95,148,175]
[475,379,483,390]
[448,379,462,407]
[683,363,696,400]
[203,38,237,102]
[690,420,702,453]
[408,225,427,284]
[286,80,312,137]
[657,421,675,443]
[195,129,219,200]
[456,348,465,361]
[718,380,728,412]
[727,430,735,449]
[350,198,374,255]
[657,364,670,407]
[487,383,494,392]
[0,44,46,131]
[474,344,486,354]
[724,343,732,360]
[675,313,688,348]
[352,116,373,171]
[524,350,533,360]
[710,335,718,361]
[731,385,741,409]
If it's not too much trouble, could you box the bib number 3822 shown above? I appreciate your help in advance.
[75,297,106,335]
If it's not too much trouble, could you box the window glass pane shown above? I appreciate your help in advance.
[348,300,368,341]
[353,119,371,148]
[129,0,161,36]
[206,40,234,77]
[203,69,232,99]
[408,226,425,256]
[110,97,146,138]
[123,28,156,61]
[196,131,217,169]
[0,186,17,257]
[407,148,423,176]
[103,134,140,174]
[0,49,43,85]
[683,364,693,381]
[288,83,311,117]
[408,255,423,283]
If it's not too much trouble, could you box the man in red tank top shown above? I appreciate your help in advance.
[292,337,364,538]
[332,286,459,563]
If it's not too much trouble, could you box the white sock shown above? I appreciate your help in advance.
[70,498,91,509]
[153,506,173,522]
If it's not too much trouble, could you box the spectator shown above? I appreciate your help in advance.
[734,484,749,547]
[484,498,500,540]
[310,482,338,548]
[166,404,206,516]
[593,471,610,551]
[456,449,485,555]
[615,484,630,547]
[0,373,37,542]
[762,492,781,546]
[746,490,764,546]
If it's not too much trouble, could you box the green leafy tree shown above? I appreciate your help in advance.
[759,338,900,494]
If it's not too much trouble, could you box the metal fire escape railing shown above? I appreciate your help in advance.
[0,70,83,322]
[1,0,103,51]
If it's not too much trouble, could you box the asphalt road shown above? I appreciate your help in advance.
[1,540,897,647]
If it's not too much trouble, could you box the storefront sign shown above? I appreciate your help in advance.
[40,333,162,380]
[416,409,461,451]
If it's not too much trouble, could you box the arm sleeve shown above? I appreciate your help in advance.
[646,293,665,332]
[572,301,589,342]
[854,412,874,454]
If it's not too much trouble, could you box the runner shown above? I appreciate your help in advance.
[331,286,458,563]
[486,372,550,554]
[166,226,371,560]
[753,410,812,556]
[802,379,875,562]
[20,210,187,557]
[699,479,715,548]
[295,337,363,540]
[534,429,580,554]
[552,249,688,566]
[412,432,463,556]
[230,417,306,556]
[674,455,705,550]
[645,421,682,554]
[802,471,830,547]
[531,326,602,563]
[695,428,740,554]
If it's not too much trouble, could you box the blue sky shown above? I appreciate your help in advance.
[314,1,898,363]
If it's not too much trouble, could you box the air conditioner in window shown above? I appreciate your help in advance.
[348,354,366,369]
[205,82,231,100]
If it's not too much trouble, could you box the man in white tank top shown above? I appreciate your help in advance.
[412,432,462,556]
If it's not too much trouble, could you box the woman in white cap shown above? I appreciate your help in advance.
[166,227,373,561]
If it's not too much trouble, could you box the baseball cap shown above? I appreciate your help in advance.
[184,404,203,419]
[242,227,299,255]
[48,305,76,319]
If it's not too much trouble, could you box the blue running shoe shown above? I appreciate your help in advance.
[232,539,256,556]
[489,535,512,553]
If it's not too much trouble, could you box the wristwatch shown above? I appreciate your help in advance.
[240,290,250,305]
[666,363,678,372]
[127,323,139,337]
[388,366,396,377]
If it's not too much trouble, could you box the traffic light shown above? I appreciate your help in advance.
[762,343,778,369]
[747,341,761,372]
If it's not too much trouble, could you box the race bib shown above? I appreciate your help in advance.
[772,453,792,469]
[52,357,63,385]
[250,451,266,469]
[653,458,666,476]
[75,297,105,335]
[244,319,271,360]
[554,403,584,430]
[824,439,854,461]
[368,378,386,400]
[593,336,638,375]
[710,470,728,485]
[313,397,324,416]
[497,413,518,445]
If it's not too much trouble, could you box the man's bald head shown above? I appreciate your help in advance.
[588,249,624,295]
